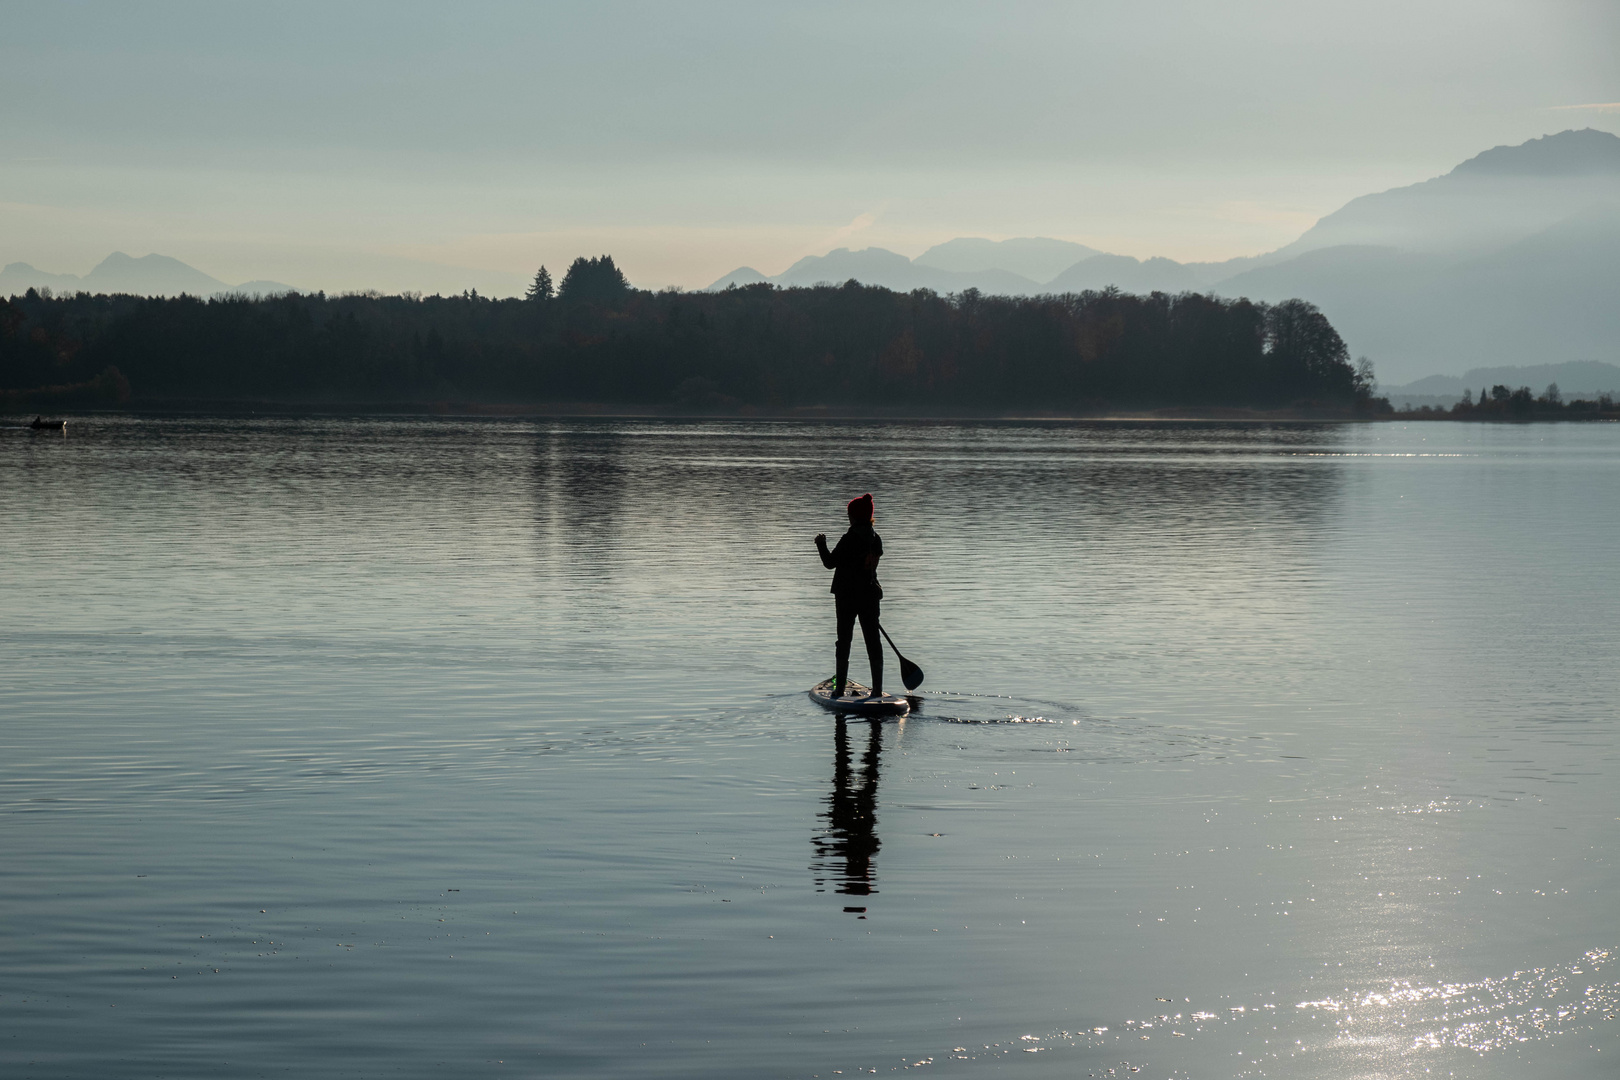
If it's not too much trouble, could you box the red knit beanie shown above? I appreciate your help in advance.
[847,493,874,524]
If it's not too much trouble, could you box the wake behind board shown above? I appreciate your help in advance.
[808,678,910,717]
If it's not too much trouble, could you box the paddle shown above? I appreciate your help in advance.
[877,624,925,691]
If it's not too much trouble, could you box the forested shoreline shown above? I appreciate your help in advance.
[1394,384,1620,420]
[6,255,1390,416]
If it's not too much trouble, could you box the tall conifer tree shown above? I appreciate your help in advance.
[526,266,553,302]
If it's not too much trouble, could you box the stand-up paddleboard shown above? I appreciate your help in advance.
[808,678,910,717]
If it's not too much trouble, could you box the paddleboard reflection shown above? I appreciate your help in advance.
[811,717,883,914]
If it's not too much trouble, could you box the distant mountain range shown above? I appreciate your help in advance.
[710,129,1620,384]
[0,252,294,299]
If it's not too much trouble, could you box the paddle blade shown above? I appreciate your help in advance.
[899,655,924,691]
[876,622,924,691]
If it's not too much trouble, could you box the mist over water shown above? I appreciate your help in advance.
[2,417,1616,1078]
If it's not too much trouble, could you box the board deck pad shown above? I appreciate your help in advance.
[808,678,911,716]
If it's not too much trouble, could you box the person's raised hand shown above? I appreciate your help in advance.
[814,533,827,547]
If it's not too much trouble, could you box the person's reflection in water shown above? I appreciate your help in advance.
[811,717,883,915]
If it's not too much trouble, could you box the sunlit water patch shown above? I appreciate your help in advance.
[831,948,1618,1078]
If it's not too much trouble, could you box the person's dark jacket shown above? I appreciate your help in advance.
[819,524,883,599]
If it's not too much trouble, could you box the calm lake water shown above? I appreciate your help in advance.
[2,417,1617,1079]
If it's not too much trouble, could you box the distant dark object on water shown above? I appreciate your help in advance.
[28,416,66,430]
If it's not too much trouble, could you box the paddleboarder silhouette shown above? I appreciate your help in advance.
[815,493,884,697]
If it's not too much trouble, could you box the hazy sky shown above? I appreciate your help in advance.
[3,0,1616,293]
